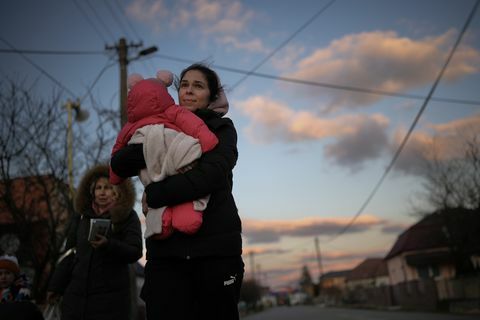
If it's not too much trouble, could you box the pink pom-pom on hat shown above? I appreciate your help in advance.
[156,70,173,87]
[127,73,144,90]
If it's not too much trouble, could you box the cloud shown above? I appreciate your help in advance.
[242,215,384,244]
[243,247,291,256]
[217,36,269,54]
[237,96,389,142]
[127,0,266,53]
[391,113,480,174]
[284,29,480,111]
[324,115,390,172]
[126,0,170,33]
[271,45,306,70]
[236,96,390,169]
[380,222,410,234]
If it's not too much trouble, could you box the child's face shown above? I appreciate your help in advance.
[0,269,15,289]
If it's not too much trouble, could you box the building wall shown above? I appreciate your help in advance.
[387,249,456,285]
[387,256,408,285]
[391,278,438,311]
[375,275,390,286]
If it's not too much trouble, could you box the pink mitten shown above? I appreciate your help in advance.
[171,202,203,235]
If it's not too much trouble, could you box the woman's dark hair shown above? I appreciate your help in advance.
[174,63,221,102]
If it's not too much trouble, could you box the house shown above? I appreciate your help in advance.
[346,258,389,289]
[0,174,71,297]
[318,269,350,305]
[344,258,391,306]
[384,208,480,311]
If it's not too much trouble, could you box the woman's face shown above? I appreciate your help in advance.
[178,70,211,112]
[93,177,116,208]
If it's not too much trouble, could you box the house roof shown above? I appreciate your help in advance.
[346,258,388,281]
[320,269,351,280]
[385,208,480,259]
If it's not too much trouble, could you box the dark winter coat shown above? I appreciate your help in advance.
[48,165,142,320]
[111,110,242,260]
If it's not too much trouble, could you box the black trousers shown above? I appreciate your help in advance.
[141,255,244,320]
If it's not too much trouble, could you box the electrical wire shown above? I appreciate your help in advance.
[324,0,480,243]
[3,47,479,107]
[109,0,158,74]
[79,60,117,104]
[84,0,117,41]
[0,49,104,55]
[0,39,116,106]
[71,0,108,43]
[231,0,336,90]
[104,0,131,39]
[113,0,143,41]
[0,37,76,98]
[154,53,480,107]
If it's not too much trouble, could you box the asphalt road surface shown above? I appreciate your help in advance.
[243,306,480,320]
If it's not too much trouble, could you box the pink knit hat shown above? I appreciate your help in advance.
[0,255,20,275]
[128,70,173,90]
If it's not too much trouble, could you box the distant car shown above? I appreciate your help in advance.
[290,292,308,306]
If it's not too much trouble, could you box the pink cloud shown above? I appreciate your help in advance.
[285,29,480,111]
[242,215,384,244]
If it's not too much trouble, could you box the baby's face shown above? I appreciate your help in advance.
[0,269,15,289]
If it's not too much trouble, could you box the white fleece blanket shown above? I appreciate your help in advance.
[129,124,209,238]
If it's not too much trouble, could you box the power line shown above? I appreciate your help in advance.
[325,0,480,243]
[84,0,117,41]
[0,49,105,55]
[79,60,116,104]
[0,37,77,98]
[0,38,116,105]
[104,0,131,39]
[71,0,108,43]
[231,0,336,90]
[4,47,479,107]
[154,53,480,107]
[109,0,157,74]
[113,0,142,41]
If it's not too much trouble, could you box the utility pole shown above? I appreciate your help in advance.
[62,99,89,199]
[106,38,158,126]
[315,237,324,279]
[249,251,255,281]
[256,263,262,286]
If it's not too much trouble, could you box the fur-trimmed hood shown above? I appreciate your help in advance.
[75,164,136,224]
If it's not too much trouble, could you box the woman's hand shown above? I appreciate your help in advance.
[142,192,148,216]
[90,235,108,248]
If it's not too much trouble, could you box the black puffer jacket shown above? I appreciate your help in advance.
[111,110,242,260]
[48,165,142,320]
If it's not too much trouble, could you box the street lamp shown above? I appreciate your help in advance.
[63,99,89,199]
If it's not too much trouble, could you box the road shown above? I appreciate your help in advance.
[242,306,480,320]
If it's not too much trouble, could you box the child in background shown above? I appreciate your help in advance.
[0,254,44,320]
[0,255,30,302]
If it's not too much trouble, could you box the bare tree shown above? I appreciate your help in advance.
[419,132,480,212]
[0,79,117,301]
[414,131,480,275]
